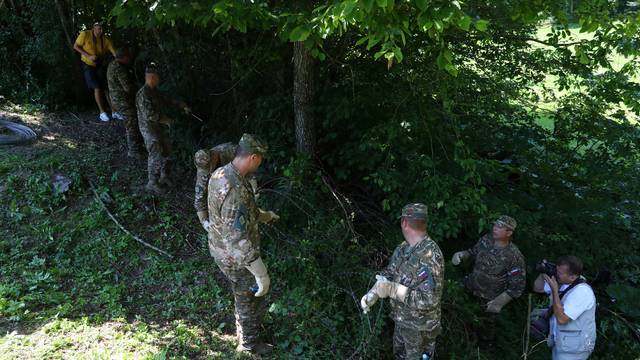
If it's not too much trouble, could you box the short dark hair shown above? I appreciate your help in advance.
[557,255,583,276]
[403,217,427,231]
[234,146,253,158]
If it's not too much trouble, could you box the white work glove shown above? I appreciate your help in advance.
[486,292,513,313]
[360,290,379,314]
[201,220,210,231]
[452,250,470,266]
[258,209,280,223]
[373,275,409,302]
[245,257,270,297]
[197,211,209,231]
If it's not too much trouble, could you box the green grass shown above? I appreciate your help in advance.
[0,109,256,359]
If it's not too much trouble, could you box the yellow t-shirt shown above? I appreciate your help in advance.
[75,30,116,67]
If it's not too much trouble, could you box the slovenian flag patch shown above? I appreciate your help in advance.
[509,267,522,276]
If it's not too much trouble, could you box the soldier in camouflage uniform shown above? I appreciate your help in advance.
[207,134,274,356]
[194,142,275,230]
[361,203,444,360]
[451,215,526,348]
[135,63,190,194]
[106,48,145,159]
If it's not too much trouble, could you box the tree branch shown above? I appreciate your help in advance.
[88,180,174,259]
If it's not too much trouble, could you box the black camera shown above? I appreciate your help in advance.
[534,260,557,277]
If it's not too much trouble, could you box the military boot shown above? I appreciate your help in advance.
[236,342,273,356]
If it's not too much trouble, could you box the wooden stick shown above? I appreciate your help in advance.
[523,293,532,359]
[88,180,173,259]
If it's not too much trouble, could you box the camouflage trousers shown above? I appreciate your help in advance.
[216,261,267,348]
[140,131,171,183]
[393,323,437,360]
[119,105,144,155]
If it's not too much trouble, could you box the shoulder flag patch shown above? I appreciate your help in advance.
[509,267,522,276]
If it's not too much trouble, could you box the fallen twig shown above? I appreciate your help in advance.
[88,179,174,259]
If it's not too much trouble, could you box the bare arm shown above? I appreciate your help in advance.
[550,288,572,324]
[73,43,95,60]
[543,274,572,325]
[533,273,546,293]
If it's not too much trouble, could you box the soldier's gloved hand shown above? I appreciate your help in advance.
[486,292,512,313]
[360,290,379,314]
[258,209,280,223]
[245,257,270,297]
[374,275,409,302]
[183,106,192,115]
[197,211,209,231]
[452,250,470,266]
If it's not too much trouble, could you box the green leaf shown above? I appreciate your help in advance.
[393,47,404,62]
[443,48,453,62]
[434,20,443,32]
[457,15,471,31]
[475,19,489,32]
[355,36,368,46]
[445,63,459,76]
[579,52,590,64]
[289,26,311,42]
[415,0,428,11]
[376,0,387,8]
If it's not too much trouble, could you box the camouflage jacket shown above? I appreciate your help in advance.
[107,60,136,111]
[207,163,260,269]
[194,143,261,215]
[380,236,444,332]
[464,234,526,300]
[136,85,180,137]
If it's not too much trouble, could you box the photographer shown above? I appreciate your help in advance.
[533,255,596,360]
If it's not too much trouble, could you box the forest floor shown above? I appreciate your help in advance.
[0,105,258,359]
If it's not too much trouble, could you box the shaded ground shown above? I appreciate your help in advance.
[0,106,258,359]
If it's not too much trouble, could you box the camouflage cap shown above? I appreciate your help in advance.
[194,149,210,169]
[400,203,428,221]
[494,215,517,231]
[238,133,268,157]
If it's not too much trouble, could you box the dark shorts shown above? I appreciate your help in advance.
[83,64,106,90]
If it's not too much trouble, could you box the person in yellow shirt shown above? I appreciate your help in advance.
[73,22,116,122]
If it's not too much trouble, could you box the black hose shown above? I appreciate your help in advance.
[0,119,37,145]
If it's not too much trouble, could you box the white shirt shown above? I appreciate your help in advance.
[544,282,596,340]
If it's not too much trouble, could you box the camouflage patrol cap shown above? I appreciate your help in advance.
[400,203,428,221]
[145,62,159,74]
[238,133,268,157]
[194,149,210,169]
[494,215,517,231]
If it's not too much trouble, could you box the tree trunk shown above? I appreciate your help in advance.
[293,41,317,154]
